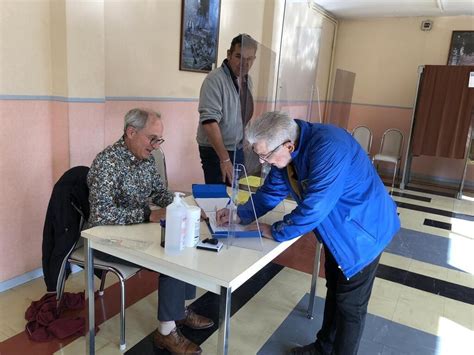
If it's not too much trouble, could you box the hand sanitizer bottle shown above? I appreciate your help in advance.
[165,192,186,255]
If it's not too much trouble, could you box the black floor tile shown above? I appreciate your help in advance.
[405,186,457,198]
[423,219,452,231]
[376,264,473,305]
[391,191,431,203]
[396,201,474,221]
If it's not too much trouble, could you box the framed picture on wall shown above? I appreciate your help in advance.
[447,31,474,65]
[179,0,221,73]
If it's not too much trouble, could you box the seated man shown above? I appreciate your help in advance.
[87,108,212,354]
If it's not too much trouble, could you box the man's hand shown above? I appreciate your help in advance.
[220,160,234,185]
[216,207,241,226]
[149,209,166,223]
[260,224,273,239]
[248,222,273,239]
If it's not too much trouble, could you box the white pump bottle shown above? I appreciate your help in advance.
[164,192,186,255]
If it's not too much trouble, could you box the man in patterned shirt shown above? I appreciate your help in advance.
[88,108,212,354]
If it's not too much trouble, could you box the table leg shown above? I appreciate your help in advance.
[217,286,231,355]
[85,238,95,355]
[307,241,322,319]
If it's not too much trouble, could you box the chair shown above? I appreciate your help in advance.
[351,125,373,155]
[54,168,141,351]
[372,128,404,193]
[152,145,168,189]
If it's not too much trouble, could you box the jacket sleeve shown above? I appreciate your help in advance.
[272,137,351,242]
[237,167,290,224]
[88,154,148,225]
[198,74,224,123]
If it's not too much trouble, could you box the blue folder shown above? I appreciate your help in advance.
[192,184,229,198]
[212,230,262,239]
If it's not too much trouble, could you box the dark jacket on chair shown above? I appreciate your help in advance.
[42,166,90,292]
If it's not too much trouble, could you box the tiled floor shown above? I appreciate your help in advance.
[0,186,473,354]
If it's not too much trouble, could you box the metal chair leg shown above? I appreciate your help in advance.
[118,276,126,351]
[390,162,397,195]
[99,271,107,296]
[56,273,67,314]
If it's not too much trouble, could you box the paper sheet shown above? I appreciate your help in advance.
[206,212,249,233]
[194,197,229,212]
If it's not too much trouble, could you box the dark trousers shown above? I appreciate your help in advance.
[94,250,196,321]
[198,145,243,184]
[315,247,380,355]
[158,274,196,321]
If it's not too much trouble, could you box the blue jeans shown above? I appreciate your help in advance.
[315,247,381,355]
[198,145,243,184]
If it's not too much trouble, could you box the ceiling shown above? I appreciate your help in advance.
[313,0,474,18]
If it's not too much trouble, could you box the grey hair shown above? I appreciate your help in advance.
[245,111,299,150]
[124,108,161,131]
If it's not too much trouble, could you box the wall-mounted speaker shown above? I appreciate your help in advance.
[421,20,433,31]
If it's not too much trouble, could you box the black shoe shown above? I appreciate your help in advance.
[289,342,318,355]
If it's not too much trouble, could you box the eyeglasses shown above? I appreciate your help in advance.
[148,136,165,147]
[255,140,290,163]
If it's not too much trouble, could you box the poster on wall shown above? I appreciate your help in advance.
[179,0,221,73]
[447,31,474,65]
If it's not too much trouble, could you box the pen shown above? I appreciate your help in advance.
[201,210,214,235]
[215,198,232,226]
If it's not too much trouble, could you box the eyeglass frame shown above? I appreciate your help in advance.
[130,126,165,147]
[148,136,165,147]
[255,140,290,163]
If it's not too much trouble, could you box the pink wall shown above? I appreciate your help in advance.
[345,103,473,186]
[0,98,205,283]
[68,103,106,169]
[1,101,56,281]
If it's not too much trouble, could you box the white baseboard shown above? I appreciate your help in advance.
[0,264,83,293]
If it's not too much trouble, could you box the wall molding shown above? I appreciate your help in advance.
[0,94,199,103]
[1,94,415,110]
[0,94,105,103]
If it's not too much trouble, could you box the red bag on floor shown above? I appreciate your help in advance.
[25,292,88,342]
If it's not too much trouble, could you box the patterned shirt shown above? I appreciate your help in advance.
[87,137,174,227]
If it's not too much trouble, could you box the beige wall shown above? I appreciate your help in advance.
[104,0,281,99]
[316,14,336,107]
[332,16,474,186]
[333,16,474,107]
[0,0,53,95]
[66,0,105,98]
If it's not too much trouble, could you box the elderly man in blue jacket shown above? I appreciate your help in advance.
[217,111,400,355]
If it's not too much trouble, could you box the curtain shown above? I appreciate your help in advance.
[412,65,474,159]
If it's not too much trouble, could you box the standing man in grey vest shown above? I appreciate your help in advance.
[197,33,257,184]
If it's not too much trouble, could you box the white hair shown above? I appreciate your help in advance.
[245,111,299,150]
[124,108,161,132]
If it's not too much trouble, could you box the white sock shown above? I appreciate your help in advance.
[158,321,176,336]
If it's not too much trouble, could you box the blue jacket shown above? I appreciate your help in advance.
[237,120,400,279]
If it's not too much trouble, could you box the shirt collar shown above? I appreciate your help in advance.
[117,136,141,164]
[223,59,238,80]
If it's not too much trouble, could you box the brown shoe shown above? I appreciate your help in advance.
[153,327,202,354]
[176,308,214,330]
